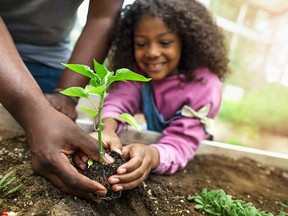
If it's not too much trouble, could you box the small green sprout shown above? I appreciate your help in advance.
[87,158,93,168]
[61,59,151,163]
[187,188,281,216]
[0,171,22,196]
[277,201,288,216]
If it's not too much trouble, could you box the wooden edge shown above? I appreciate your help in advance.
[118,128,288,170]
[1,104,287,170]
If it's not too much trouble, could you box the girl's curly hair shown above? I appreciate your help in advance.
[108,0,230,81]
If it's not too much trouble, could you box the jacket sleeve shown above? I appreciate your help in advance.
[151,77,222,175]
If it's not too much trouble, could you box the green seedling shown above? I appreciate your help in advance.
[277,201,288,216]
[0,171,22,196]
[187,188,282,216]
[61,59,151,163]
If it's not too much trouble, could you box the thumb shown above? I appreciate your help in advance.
[70,129,100,161]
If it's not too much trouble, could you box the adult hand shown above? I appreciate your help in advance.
[27,108,108,202]
[108,144,159,191]
[45,93,78,121]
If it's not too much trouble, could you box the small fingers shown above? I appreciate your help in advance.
[108,158,151,191]
[109,169,149,191]
[116,155,143,174]
[103,136,122,154]
[91,131,122,154]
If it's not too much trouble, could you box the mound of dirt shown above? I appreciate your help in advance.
[0,135,287,215]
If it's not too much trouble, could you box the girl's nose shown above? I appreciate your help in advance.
[145,44,160,58]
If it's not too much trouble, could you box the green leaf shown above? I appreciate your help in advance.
[187,195,195,201]
[278,201,288,209]
[104,70,114,85]
[87,159,93,168]
[0,171,14,187]
[94,59,108,80]
[194,197,204,205]
[89,74,101,87]
[60,87,88,98]
[114,113,142,132]
[190,189,275,216]
[194,204,204,209]
[85,84,106,95]
[62,63,94,79]
[79,106,98,118]
[204,206,215,215]
[2,177,16,190]
[5,184,22,196]
[107,68,151,86]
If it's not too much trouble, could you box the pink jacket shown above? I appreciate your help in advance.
[102,68,222,174]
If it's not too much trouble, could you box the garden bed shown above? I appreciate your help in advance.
[0,105,288,215]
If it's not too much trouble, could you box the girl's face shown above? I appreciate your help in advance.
[133,15,182,81]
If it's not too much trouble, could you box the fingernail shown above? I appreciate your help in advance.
[115,186,123,191]
[95,190,106,196]
[79,164,86,170]
[118,168,126,174]
[103,153,115,163]
[110,178,120,184]
[92,198,102,203]
[114,148,122,154]
[81,155,88,163]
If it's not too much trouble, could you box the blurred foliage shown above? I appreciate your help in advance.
[218,83,288,136]
[227,36,268,91]
[208,0,288,148]
[210,0,241,21]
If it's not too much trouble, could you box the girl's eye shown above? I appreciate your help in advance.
[160,41,172,47]
[134,42,146,48]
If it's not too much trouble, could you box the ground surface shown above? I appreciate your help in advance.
[0,133,288,216]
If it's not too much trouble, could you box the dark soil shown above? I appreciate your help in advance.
[85,151,126,200]
[0,134,288,216]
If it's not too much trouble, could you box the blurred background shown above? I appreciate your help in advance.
[73,0,288,154]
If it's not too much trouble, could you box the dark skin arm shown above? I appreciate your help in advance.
[46,0,124,120]
[0,17,121,201]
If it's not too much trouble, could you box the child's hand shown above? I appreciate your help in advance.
[108,144,159,191]
[91,128,123,154]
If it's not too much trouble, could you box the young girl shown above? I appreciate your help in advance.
[93,0,229,192]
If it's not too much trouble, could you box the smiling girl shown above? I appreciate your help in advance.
[92,0,230,192]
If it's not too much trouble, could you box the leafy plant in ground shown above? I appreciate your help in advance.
[277,201,288,216]
[61,60,150,200]
[187,188,286,216]
[60,59,151,162]
[0,171,22,196]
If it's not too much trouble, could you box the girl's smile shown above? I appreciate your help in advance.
[133,15,182,80]
[145,62,167,72]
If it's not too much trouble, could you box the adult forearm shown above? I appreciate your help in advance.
[0,18,51,130]
[56,0,124,89]
[56,20,111,88]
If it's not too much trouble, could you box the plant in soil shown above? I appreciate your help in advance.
[188,188,288,216]
[0,171,22,197]
[60,59,150,199]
